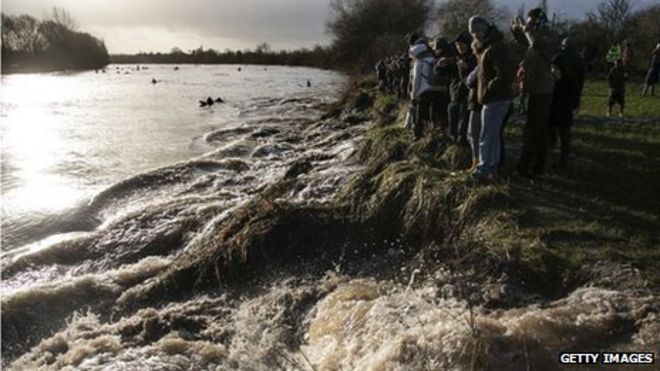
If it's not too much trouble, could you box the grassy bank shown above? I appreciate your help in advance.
[348,80,660,295]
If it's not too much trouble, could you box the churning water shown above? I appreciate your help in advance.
[1,64,343,250]
[1,65,658,370]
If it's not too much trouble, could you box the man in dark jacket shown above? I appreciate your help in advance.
[608,59,626,117]
[549,37,582,167]
[512,7,556,177]
[469,16,514,179]
[448,31,477,145]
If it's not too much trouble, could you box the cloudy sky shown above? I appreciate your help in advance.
[2,0,654,54]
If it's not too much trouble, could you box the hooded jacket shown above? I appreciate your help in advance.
[409,42,443,99]
[512,25,556,95]
[473,25,514,105]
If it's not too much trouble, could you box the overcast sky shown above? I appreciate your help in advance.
[2,0,655,54]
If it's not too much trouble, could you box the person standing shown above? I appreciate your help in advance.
[563,38,586,112]
[469,16,514,179]
[409,34,438,140]
[607,59,626,117]
[548,38,582,168]
[511,8,556,178]
[375,60,386,91]
[465,48,482,172]
[398,53,412,99]
[606,43,623,67]
[431,37,453,134]
[448,31,477,145]
[643,43,660,97]
[623,41,635,71]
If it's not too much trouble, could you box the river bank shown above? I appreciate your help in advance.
[3,76,659,370]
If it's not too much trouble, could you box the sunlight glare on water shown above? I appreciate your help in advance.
[1,65,344,250]
[2,75,85,214]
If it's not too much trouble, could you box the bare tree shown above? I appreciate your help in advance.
[255,42,272,54]
[327,0,432,68]
[434,0,509,38]
[588,0,634,43]
[48,7,77,30]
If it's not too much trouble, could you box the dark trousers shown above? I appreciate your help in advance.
[517,94,552,175]
[448,100,469,145]
[499,103,512,168]
[549,104,574,166]
[429,91,449,132]
[550,125,572,166]
[414,91,448,138]
[413,92,432,139]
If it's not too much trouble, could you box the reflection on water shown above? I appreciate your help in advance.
[1,65,343,250]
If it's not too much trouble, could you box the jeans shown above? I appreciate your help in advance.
[467,109,482,161]
[474,100,511,177]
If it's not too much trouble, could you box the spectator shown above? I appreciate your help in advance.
[511,8,556,178]
[607,59,626,117]
[469,16,514,179]
[409,34,441,140]
[431,37,453,133]
[549,37,582,168]
[448,31,477,145]
[642,43,660,97]
[623,41,634,71]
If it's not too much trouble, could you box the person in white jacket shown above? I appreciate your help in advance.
[409,34,446,140]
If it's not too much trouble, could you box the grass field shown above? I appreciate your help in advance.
[579,79,660,117]
[503,87,660,286]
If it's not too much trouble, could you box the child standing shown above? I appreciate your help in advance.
[607,59,626,117]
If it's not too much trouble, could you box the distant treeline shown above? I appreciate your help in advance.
[1,8,109,73]
[111,43,333,69]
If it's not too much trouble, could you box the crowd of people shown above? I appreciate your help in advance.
[375,7,659,180]
[375,55,411,99]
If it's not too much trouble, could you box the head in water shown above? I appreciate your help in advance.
[468,16,489,42]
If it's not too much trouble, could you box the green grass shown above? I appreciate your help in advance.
[346,85,660,293]
[579,79,660,117]
[502,115,660,286]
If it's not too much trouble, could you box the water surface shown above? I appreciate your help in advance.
[1,64,344,250]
